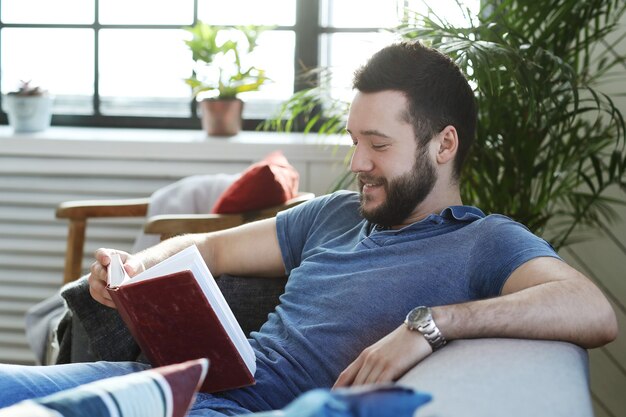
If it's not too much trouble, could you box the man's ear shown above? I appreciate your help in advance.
[435,125,458,165]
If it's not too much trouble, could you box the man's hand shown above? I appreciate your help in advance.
[88,248,145,308]
[333,324,432,388]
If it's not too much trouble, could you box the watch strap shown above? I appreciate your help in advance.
[417,318,447,350]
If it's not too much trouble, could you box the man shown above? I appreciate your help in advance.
[0,41,617,416]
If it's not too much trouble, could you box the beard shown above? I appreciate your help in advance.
[358,148,437,228]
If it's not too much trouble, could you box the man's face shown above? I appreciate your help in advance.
[347,91,437,228]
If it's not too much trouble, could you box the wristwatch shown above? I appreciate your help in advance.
[404,306,447,351]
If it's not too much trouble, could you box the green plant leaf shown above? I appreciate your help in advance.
[182,21,270,99]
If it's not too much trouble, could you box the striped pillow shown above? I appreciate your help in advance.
[0,358,208,417]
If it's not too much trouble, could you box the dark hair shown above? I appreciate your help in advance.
[353,41,477,180]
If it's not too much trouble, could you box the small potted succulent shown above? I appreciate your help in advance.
[183,21,270,136]
[3,80,53,133]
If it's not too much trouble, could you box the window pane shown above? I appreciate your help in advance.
[321,0,402,28]
[1,0,94,24]
[239,30,295,119]
[99,0,194,25]
[99,29,192,117]
[405,0,480,27]
[322,0,480,28]
[198,0,295,26]
[320,32,397,103]
[1,28,95,115]
[240,31,295,100]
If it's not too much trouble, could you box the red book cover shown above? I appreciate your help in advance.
[106,247,255,393]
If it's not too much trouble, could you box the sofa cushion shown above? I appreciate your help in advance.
[211,151,299,214]
[216,274,287,336]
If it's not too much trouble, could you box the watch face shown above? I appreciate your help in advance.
[407,306,430,326]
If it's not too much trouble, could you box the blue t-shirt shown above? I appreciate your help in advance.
[220,191,558,412]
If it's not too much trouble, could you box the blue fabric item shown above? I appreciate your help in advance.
[249,385,431,417]
[221,191,560,412]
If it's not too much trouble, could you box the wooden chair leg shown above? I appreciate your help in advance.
[64,219,86,284]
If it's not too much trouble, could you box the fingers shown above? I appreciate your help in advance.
[95,247,133,264]
[333,325,434,389]
[123,256,146,278]
[354,358,385,386]
[88,248,130,309]
[333,356,361,388]
[94,247,114,267]
[95,247,145,278]
[335,349,391,388]
[88,270,116,308]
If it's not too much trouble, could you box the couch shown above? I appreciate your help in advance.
[54,274,592,417]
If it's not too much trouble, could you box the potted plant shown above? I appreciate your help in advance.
[183,21,270,136]
[2,80,53,133]
[263,0,626,250]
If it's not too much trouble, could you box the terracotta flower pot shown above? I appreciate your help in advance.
[199,98,243,137]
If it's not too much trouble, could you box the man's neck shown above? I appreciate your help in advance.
[391,187,463,229]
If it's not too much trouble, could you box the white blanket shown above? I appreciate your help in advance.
[132,173,240,252]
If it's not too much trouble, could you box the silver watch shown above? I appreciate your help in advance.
[404,306,447,351]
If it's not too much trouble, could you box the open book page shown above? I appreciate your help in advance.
[107,246,256,375]
[108,254,130,287]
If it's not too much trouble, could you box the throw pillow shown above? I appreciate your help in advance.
[0,358,208,417]
[211,151,299,214]
[248,384,432,417]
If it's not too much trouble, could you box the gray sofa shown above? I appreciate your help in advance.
[401,338,591,417]
[53,274,592,417]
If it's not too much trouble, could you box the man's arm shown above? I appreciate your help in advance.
[436,256,617,347]
[89,218,286,308]
[334,256,617,387]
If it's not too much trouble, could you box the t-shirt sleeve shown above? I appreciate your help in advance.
[275,193,335,274]
[467,216,561,299]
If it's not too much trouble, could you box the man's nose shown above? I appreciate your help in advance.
[350,144,373,173]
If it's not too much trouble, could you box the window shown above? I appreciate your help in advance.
[0,0,478,130]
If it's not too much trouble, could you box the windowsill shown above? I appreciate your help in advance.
[0,125,351,162]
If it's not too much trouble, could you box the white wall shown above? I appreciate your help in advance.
[0,127,351,364]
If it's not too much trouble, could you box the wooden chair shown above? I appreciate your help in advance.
[56,192,315,284]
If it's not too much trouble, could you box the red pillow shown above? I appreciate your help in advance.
[211,151,299,214]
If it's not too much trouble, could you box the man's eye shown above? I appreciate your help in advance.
[372,144,389,150]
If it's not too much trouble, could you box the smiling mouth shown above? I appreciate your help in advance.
[359,178,385,194]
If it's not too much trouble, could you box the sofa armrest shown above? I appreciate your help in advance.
[398,338,591,417]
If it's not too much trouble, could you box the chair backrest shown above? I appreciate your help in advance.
[143,192,315,240]
[56,198,150,284]
[55,192,315,284]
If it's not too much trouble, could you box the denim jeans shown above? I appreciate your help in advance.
[0,362,251,416]
[0,361,148,407]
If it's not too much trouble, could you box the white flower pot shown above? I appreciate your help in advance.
[3,94,53,133]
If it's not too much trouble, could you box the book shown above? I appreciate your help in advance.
[106,245,256,393]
